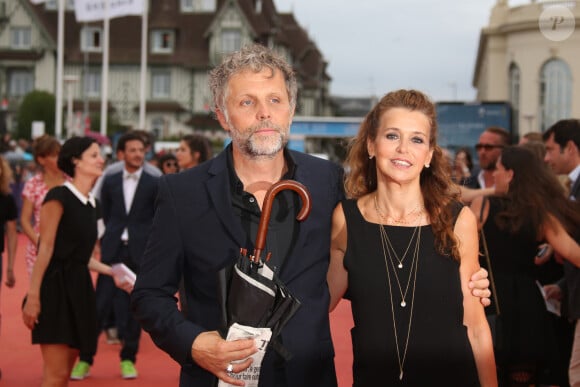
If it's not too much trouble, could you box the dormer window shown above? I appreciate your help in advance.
[221,29,241,54]
[10,27,31,50]
[181,0,216,13]
[81,27,103,52]
[151,30,175,54]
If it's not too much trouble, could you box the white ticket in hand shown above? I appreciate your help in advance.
[111,263,137,286]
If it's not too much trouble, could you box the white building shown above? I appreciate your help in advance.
[473,0,580,137]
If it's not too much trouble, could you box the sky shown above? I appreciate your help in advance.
[274,0,531,102]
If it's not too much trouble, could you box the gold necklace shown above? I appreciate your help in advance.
[377,206,421,381]
[375,196,420,269]
[374,194,424,225]
[379,223,421,307]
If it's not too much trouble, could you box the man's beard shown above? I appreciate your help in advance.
[228,120,290,159]
[481,159,497,171]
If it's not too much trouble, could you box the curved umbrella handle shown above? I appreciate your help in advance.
[253,180,312,261]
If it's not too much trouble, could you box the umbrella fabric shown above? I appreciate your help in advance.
[218,180,312,360]
[227,264,276,327]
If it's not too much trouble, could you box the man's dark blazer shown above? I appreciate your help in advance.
[99,168,159,269]
[132,146,344,387]
[571,176,580,200]
[561,174,580,320]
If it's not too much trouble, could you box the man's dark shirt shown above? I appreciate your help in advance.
[227,147,300,275]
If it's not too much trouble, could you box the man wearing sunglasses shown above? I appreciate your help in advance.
[465,126,511,189]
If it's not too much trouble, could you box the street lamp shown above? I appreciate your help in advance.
[63,75,79,138]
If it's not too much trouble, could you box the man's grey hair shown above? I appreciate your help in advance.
[208,43,298,115]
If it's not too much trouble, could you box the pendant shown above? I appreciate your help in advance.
[398,263,403,269]
[400,300,406,307]
[399,370,403,380]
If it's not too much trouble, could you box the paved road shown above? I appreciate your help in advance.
[0,234,353,386]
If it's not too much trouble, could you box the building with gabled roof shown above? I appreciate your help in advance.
[0,0,332,139]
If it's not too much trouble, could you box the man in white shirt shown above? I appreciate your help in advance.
[466,126,511,189]
[542,119,580,386]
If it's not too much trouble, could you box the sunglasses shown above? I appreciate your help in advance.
[475,144,504,151]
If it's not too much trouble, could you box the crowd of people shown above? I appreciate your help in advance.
[0,43,579,387]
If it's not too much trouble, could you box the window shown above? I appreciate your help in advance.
[151,116,165,138]
[81,27,102,52]
[181,0,194,11]
[151,30,174,54]
[151,72,171,99]
[10,27,31,49]
[221,29,241,54]
[539,59,572,131]
[181,0,216,12]
[83,70,101,97]
[45,0,74,10]
[8,70,34,97]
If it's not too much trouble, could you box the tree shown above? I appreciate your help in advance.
[16,90,56,139]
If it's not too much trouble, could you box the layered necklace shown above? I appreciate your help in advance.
[375,194,423,381]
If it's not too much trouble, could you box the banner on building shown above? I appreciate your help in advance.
[74,0,144,22]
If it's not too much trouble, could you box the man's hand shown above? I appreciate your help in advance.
[469,267,491,307]
[192,330,257,386]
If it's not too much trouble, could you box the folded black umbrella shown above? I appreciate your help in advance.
[217,180,312,360]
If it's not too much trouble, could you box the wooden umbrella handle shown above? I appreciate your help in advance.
[253,180,312,261]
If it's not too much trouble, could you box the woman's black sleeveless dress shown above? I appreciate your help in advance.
[481,197,550,368]
[31,185,100,354]
[342,199,479,386]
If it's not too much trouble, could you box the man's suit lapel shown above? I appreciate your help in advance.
[111,173,127,214]
[276,153,313,281]
[571,176,580,200]
[206,152,245,247]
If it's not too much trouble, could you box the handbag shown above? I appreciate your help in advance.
[479,197,504,354]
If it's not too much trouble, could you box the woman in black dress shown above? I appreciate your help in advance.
[328,90,497,386]
[470,146,580,386]
[22,137,132,387]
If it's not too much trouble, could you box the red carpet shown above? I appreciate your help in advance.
[0,234,353,386]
